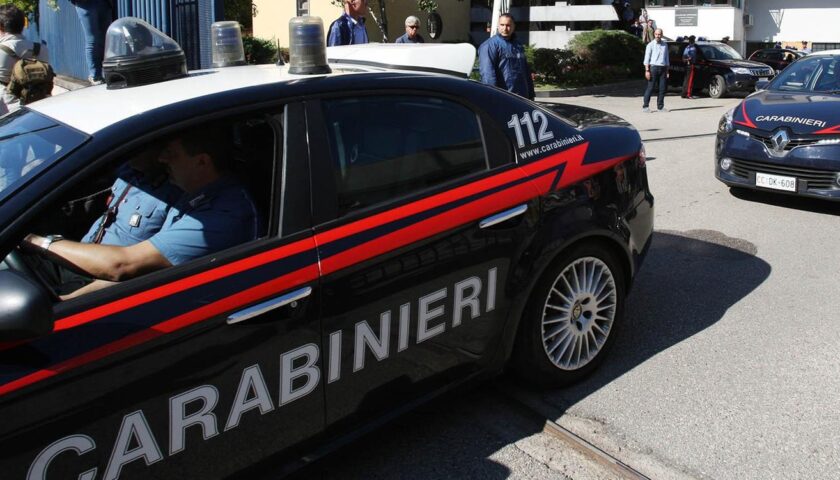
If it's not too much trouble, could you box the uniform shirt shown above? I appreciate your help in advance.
[327,13,368,46]
[395,32,424,44]
[478,34,535,100]
[149,177,258,266]
[683,44,697,64]
[82,164,182,246]
[643,39,669,67]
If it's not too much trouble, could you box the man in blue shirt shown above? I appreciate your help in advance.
[327,0,368,47]
[24,128,258,299]
[395,15,424,44]
[642,28,670,112]
[478,14,535,100]
[681,35,697,99]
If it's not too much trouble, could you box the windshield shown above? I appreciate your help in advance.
[0,110,87,201]
[769,55,840,93]
[699,44,743,61]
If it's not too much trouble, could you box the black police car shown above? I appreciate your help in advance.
[668,40,775,98]
[0,18,653,478]
[716,50,840,199]
[748,48,805,73]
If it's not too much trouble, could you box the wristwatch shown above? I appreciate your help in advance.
[41,234,64,252]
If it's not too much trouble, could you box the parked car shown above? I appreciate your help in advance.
[0,18,654,479]
[668,40,775,98]
[715,49,840,199]
[748,48,806,72]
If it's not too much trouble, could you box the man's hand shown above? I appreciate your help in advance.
[645,70,651,80]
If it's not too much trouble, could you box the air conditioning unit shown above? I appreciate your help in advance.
[744,14,754,27]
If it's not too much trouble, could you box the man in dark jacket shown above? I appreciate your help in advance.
[327,0,368,46]
[478,14,534,100]
[395,15,424,44]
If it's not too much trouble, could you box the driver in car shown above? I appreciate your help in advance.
[21,128,259,299]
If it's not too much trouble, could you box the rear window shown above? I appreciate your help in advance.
[0,110,87,201]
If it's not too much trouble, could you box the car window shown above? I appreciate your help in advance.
[322,95,488,216]
[0,110,87,202]
[11,113,282,301]
[751,51,767,61]
[699,44,743,61]
[772,56,840,92]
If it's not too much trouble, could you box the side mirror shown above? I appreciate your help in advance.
[755,79,770,91]
[0,271,54,341]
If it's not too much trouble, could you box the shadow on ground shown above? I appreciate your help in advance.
[730,187,840,216]
[288,230,771,479]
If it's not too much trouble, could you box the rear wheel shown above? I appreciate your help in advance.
[709,75,728,98]
[513,244,626,387]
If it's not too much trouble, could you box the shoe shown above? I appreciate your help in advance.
[88,76,104,86]
[658,107,669,112]
[642,107,651,113]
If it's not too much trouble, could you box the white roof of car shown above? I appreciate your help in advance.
[27,43,476,135]
[807,49,840,57]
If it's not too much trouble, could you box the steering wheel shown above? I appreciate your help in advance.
[3,249,60,301]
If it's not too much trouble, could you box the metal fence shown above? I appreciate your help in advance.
[35,0,217,80]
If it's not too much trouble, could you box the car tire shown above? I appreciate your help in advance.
[709,75,728,98]
[512,243,626,388]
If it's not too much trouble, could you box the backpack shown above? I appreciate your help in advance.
[0,43,55,105]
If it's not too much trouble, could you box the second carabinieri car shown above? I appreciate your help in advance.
[715,49,840,200]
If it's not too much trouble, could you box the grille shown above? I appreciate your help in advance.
[749,132,822,151]
[749,67,774,77]
[730,158,840,190]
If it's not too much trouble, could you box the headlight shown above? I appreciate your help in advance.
[718,107,735,134]
[731,67,751,75]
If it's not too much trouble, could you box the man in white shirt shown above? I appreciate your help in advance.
[642,28,669,113]
[0,4,50,115]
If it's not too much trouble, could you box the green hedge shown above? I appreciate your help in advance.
[243,36,281,64]
[567,30,645,71]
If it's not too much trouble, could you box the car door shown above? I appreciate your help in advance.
[304,91,537,429]
[0,103,325,479]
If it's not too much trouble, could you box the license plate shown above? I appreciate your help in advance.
[758,77,768,81]
[756,172,796,192]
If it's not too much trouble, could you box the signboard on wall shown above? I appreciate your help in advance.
[675,9,698,27]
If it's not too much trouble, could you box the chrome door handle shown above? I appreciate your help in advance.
[227,287,312,325]
[479,204,528,229]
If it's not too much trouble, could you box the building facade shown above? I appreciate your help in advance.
[253,0,471,48]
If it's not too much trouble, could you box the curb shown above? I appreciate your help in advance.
[536,79,646,98]
[54,75,90,92]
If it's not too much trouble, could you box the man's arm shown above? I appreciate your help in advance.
[643,43,652,79]
[326,20,343,47]
[478,42,498,87]
[23,235,171,282]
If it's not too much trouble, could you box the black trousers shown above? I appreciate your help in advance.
[22,253,95,297]
[643,65,668,110]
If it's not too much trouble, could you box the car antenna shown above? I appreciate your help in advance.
[276,39,285,66]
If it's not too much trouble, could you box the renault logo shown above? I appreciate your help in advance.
[771,130,790,152]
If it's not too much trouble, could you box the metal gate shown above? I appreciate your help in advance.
[36,0,218,80]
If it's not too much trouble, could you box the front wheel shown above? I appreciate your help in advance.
[512,244,626,387]
[709,75,728,98]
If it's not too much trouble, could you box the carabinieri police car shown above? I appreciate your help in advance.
[0,16,653,479]
[716,49,840,199]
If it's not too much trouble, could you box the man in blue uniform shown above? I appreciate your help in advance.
[395,16,424,44]
[478,14,534,100]
[642,28,670,112]
[327,0,368,47]
[681,35,697,99]
[23,128,258,299]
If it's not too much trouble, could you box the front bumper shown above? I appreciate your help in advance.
[726,73,772,93]
[715,130,840,200]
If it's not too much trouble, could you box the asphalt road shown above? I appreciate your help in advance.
[297,86,840,479]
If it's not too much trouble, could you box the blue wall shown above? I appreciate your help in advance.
[36,0,219,80]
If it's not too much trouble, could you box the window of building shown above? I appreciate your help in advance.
[813,43,840,52]
[322,96,488,216]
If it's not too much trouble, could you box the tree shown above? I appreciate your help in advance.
[329,0,438,42]
[224,0,256,32]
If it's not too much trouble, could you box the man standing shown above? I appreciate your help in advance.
[681,35,697,99]
[642,28,669,113]
[327,0,368,47]
[801,41,811,54]
[478,14,535,100]
[395,16,424,44]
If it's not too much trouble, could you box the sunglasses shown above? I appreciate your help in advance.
[407,25,418,29]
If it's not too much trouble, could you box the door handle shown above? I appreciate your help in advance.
[479,204,528,229]
[227,287,312,325]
